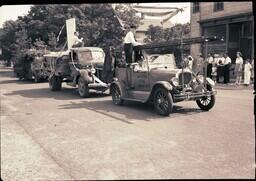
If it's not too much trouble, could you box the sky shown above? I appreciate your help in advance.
[0,3,190,28]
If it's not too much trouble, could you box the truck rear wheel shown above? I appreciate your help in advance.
[111,84,123,105]
[78,77,89,97]
[49,75,62,91]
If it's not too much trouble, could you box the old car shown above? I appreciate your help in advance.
[48,47,108,97]
[110,39,217,116]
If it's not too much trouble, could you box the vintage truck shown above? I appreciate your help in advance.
[110,36,223,116]
[47,47,109,97]
[13,49,50,82]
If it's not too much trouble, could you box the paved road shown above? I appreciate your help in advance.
[0,66,255,180]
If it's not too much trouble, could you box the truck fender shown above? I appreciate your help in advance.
[148,81,173,102]
[79,69,93,83]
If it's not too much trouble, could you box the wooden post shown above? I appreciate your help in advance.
[225,23,229,54]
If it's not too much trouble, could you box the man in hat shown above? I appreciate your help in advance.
[72,31,84,48]
[123,25,141,63]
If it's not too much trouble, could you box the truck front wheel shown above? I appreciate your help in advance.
[49,75,62,91]
[196,95,215,111]
[154,87,173,116]
[78,77,89,98]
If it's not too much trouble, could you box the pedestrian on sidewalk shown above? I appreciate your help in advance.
[244,59,252,86]
[206,53,214,78]
[216,53,225,83]
[235,51,243,85]
[223,53,232,84]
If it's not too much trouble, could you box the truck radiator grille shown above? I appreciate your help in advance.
[178,72,192,85]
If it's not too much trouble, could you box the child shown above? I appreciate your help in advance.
[244,59,252,86]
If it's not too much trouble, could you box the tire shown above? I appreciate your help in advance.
[154,87,173,116]
[196,95,215,111]
[34,75,40,83]
[111,84,123,105]
[49,75,62,91]
[78,77,89,98]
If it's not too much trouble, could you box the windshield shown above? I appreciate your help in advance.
[77,50,104,65]
[147,54,177,69]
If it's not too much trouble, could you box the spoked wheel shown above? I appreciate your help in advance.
[78,77,89,98]
[154,87,173,116]
[196,95,215,111]
[111,84,123,105]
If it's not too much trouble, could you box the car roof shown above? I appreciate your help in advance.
[43,50,70,57]
[71,47,104,52]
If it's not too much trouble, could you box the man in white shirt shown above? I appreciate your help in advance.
[123,25,141,63]
[72,31,84,48]
[223,53,232,84]
[206,53,214,78]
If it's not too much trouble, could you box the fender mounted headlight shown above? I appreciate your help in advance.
[91,68,96,74]
[171,77,179,87]
[206,77,215,87]
[197,75,204,83]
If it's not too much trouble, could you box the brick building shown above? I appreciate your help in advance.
[190,1,254,61]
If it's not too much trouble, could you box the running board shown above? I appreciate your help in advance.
[124,90,150,103]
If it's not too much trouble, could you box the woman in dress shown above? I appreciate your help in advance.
[244,59,252,86]
[235,51,243,85]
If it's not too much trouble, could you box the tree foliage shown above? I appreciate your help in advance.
[144,23,191,56]
[0,4,140,64]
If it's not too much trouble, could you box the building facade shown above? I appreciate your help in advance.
[190,1,254,61]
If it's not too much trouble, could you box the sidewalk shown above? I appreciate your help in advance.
[215,82,254,90]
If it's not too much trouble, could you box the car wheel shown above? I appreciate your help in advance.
[111,84,123,105]
[78,77,89,98]
[49,75,62,91]
[154,87,173,116]
[34,75,40,83]
[196,95,215,111]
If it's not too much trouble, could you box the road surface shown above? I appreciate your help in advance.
[0,66,255,179]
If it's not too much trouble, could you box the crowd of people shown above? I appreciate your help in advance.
[185,51,253,86]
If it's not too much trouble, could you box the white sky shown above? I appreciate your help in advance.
[0,3,190,28]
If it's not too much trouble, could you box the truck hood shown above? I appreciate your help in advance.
[149,68,192,82]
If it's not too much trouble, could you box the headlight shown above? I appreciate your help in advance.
[171,77,179,87]
[197,75,204,83]
[91,68,96,74]
[206,77,215,86]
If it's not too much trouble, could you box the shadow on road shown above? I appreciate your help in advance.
[0,79,37,85]
[0,66,14,78]
[59,100,203,124]
[4,87,109,100]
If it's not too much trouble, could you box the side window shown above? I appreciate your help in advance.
[214,2,224,12]
[192,2,200,13]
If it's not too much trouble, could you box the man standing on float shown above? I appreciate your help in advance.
[123,25,141,63]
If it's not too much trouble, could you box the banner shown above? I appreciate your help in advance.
[66,18,76,50]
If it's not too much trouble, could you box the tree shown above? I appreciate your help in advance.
[0,4,141,64]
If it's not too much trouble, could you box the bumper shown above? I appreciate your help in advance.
[173,90,217,102]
